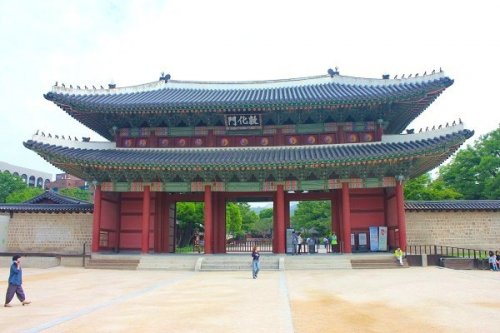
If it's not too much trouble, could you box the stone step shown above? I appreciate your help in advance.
[85,258,140,270]
[284,256,352,270]
[200,255,280,271]
[138,255,200,270]
[351,258,408,269]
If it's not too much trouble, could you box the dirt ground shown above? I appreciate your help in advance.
[0,266,499,333]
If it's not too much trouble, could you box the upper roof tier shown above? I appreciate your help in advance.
[44,71,453,140]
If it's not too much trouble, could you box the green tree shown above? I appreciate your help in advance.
[5,187,44,203]
[0,172,28,203]
[237,202,258,234]
[251,208,273,238]
[176,202,204,247]
[59,187,92,202]
[439,127,500,199]
[291,201,331,237]
[404,173,462,200]
[226,202,243,237]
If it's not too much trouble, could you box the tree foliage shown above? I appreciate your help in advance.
[5,187,44,203]
[59,187,92,202]
[251,208,273,238]
[438,127,500,199]
[0,172,29,203]
[404,173,462,200]
[237,202,258,234]
[291,201,331,237]
[175,202,204,246]
[226,202,243,237]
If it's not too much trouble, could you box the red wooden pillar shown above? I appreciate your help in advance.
[396,179,407,251]
[204,185,213,254]
[341,182,352,253]
[141,185,151,253]
[275,185,286,253]
[91,185,102,252]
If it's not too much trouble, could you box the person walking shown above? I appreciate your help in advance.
[488,251,498,271]
[297,233,303,254]
[394,248,404,266]
[323,236,330,253]
[252,246,261,279]
[330,232,338,253]
[292,231,298,255]
[5,255,31,307]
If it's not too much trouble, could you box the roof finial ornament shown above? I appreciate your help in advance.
[452,120,456,126]
[159,72,171,83]
[432,69,435,74]
[438,124,442,129]
[100,85,104,89]
[415,73,419,77]
[446,122,449,127]
[408,74,412,78]
[419,128,422,133]
[401,74,405,78]
[84,85,88,89]
[92,85,96,89]
[423,71,427,76]
[41,131,45,136]
[35,130,39,135]
[439,67,443,73]
[77,85,81,89]
[55,81,58,86]
[432,125,435,130]
[425,126,429,131]
[394,74,398,79]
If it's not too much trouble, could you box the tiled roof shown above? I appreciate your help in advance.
[405,200,500,211]
[0,191,93,213]
[0,204,93,213]
[44,73,453,140]
[23,127,473,181]
[24,191,90,205]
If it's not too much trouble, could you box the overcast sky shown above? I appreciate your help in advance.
[0,0,499,177]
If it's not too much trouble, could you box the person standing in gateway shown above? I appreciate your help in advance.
[252,246,260,279]
[4,255,31,307]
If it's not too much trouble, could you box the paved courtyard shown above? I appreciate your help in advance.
[1,266,499,333]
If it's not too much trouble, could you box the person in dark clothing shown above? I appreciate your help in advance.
[5,255,31,307]
[252,246,260,279]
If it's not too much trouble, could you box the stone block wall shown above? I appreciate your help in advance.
[6,212,92,254]
[406,211,500,251]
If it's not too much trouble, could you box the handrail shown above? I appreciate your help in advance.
[406,245,489,259]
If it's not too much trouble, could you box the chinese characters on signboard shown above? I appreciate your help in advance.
[225,114,262,130]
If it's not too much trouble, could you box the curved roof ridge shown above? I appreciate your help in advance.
[382,123,466,143]
[49,71,449,96]
[25,125,469,152]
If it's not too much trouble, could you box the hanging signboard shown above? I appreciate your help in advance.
[378,226,388,251]
[225,114,262,130]
[369,226,379,251]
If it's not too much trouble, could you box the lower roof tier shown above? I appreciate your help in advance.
[24,125,473,187]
